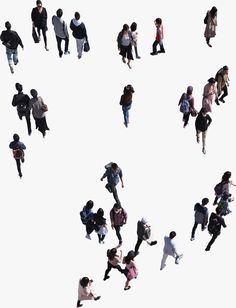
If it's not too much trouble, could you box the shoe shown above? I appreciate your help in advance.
[136,56,141,59]
[219,98,225,103]
[78,55,82,59]
[215,101,220,105]
[21,158,25,163]
[183,123,188,128]
[150,240,157,246]
[124,122,128,127]
[122,57,126,63]
[190,237,195,241]
[94,296,101,301]
[207,43,212,47]
[127,62,132,69]
[116,241,122,248]
[9,65,14,74]
[160,264,166,270]
[85,234,91,240]
[103,275,110,281]
[196,136,200,143]
[202,147,206,154]
[45,46,49,51]
[64,51,70,55]
[150,51,158,55]
[124,286,131,291]
[77,304,83,307]
[28,131,32,136]
[205,247,210,251]
[14,60,19,65]
[19,173,22,178]
[59,51,63,57]
[175,254,183,264]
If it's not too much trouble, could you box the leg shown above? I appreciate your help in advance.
[13,49,18,65]
[183,112,190,127]
[202,130,207,154]
[160,253,168,270]
[86,220,94,235]
[205,233,218,251]
[36,27,41,38]
[159,41,165,53]
[151,40,158,54]
[134,237,143,255]
[114,225,122,244]
[104,261,112,280]
[213,196,219,205]
[56,35,63,57]
[115,264,124,274]
[42,28,48,49]
[64,37,69,53]
[191,221,198,240]
[77,299,82,307]
[219,85,228,102]
[25,115,32,135]
[206,37,212,47]
[122,107,129,127]
[76,38,85,58]
[6,48,14,73]
[134,46,140,58]
[111,185,120,205]
[15,159,22,177]
[196,130,200,143]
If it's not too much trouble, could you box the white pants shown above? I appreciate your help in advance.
[76,38,85,58]
[160,252,175,269]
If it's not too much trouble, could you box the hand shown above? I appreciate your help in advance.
[100,178,103,181]
[121,183,124,188]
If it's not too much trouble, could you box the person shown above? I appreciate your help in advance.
[160,231,183,270]
[216,192,233,216]
[0,21,24,73]
[52,8,70,57]
[103,247,124,281]
[202,77,219,112]
[123,250,138,290]
[117,24,133,69]
[110,203,127,247]
[190,198,209,241]
[213,171,236,205]
[76,277,101,307]
[134,217,157,256]
[178,86,196,128]
[130,22,141,59]
[205,207,226,251]
[215,65,230,103]
[80,200,95,240]
[31,0,49,51]
[94,208,108,244]
[195,107,212,154]
[150,18,165,55]
[204,6,217,47]
[70,12,88,59]
[12,83,31,136]
[29,89,49,137]
[119,84,135,127]
[100,162,124,205]
[9,134,26,178]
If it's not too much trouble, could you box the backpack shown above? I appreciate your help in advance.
[180,98,190,113]
[80,209,89,224]
[214,182,223,195]
[204,12,208,24]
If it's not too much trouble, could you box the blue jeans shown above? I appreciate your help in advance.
[6,48,18,65]
[122,105,131,126]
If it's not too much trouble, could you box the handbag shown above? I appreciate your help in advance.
[32,27,39,43]
[83,40,90,52]
[41,104,48,112]
[190,108,198,117]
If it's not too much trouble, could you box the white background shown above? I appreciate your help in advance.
[0,0,236,307]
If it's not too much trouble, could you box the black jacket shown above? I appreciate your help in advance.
[31,7,48,29]
[208,212,226,235]
[12,92,30,117]
[70,20,87,39]
[0,30,23,50]
[195,112,212,132]
[137,221,151,240]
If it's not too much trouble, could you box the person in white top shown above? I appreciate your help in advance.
[76,277,101,307]
[160,231,183,270]
[130,22,141,59]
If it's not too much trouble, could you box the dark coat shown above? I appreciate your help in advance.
[0,30,23,49]
[195,112,212,132]
[12,93,30,117]
[31,7,48,29]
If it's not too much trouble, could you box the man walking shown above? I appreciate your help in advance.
[191,198,209,241]
[9,134,26,178]
[110,203,127,247]
[215,65,230,104]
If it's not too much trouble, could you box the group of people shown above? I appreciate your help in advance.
[178,65,230,154]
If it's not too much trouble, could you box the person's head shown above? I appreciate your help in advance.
[113,203,121,213]
[74,12,80,20]
[223,65,229,74]
[107,248,117,259]
[187,86,193,95]
[97,208,104,217]
[169,231,176,239]
[36,0,42,7]
[86,200,94,209]
[208,77,215,84]
[210,6,217,17]
[124,84,135,94]
[13,133,20,142]
[202,198,209,206]
[122,24,129,32]
[15,83,23,93]
[30,89,38,98]
[5,21,11,30]
[124,250,135,264]
[111,163,118,171]
[56,8,63,18]
[155,18,162,26]
[222,171,231,182]
[200,107,207,115]
[80,277,90,288]
[141,217,148,225]
[130,22,137,32]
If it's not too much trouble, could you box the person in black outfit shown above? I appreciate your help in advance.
[195,107,212,154]
[9,134,26,178]
[190,198,209,241]
[120,84,135,127]
[12,83,32,135]
[205,207,226,251]
[70,12,88,59]
[31,0,49,51]
[94,208,107,244]
[0,21,24,73]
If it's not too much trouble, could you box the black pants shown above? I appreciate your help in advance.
[206,233,219,250]
[104,261,123,278]
[19,114,32,135]
[15,158,22,177]
[34,116,49,137]
[114,225,122,243]
[56,35,69,54]
[219,85,228,101]
[183,112,190,126]
[106,184,120,204]
[36,27,47,47]
[86,220,95,235]
[191,221,205,238]
[97,234,105,242]
[152,40,165,53]
[134,237,143,254]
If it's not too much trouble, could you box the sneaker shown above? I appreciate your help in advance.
[150,240,157,246]
[175,254,183,264]
[159,50,165,53]
[219,97,225,103]
[160,264,166,270]
[77,304,83,307]
[45,46,49,51]
[207,43,212,47]
[202,147,206,154]
[59,51,63,57]
[205,247,210,251]
[21,158,25,163]
[136,56,141,59]
[103,275,110,281]
[85,234,91,240]
[9,65,14,74]
[190,237,195,241]
[78,55,82,59]
[14,60,19,65]
[94,296,101,301]
[64,51,70,55]
[122,57,126,63]
[124,286,131,291]
[150,51,158,55]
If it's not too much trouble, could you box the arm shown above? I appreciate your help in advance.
[119,169,124,187]
[117,32,122,50]
[100,170,107,181]
[207,115,212,127]
[19,142,26,150]
[16,33,24,49]
[178,93,185,106]
[110,209,114,228]
[123,209,127,224]
[12,95,17,107]
[204,210,209,226]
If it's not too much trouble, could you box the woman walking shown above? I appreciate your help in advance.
[76,277,101,307]
[202,78,218,112]
[94,208,108,244]
[195,107,212,154]
[213,171,236,205]
[103,247,124,281]
[117,24,133,69]
[123,250,138,290]
[9,134,26,178]
[178,86,196,128]
[204,6,217,47]
[119,84,135,127]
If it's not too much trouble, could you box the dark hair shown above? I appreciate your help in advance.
[56,8,63,18]
[5,21,11,29]
[13,133,20,142]
[80,277,90,288]
[124,84,135,94]
[208,77,215,84]
[97,208,104,217]
[202,198,209,205]
[36,0,42,5]
[130,22,137,32]
[30,89,38,98]
[124,250,135,264]
[155,18,162,25]
[86,200,94,209]
[75,12,80,20]
[222,171,231,183]
[113,203,121,209]
[107,248,117,260]
[169,231,176,239]
[200,107,207,114]
[111,163,118,170]
[223,65,228,71]
[122,24,129,32]
[210,6,217,18]
[15,83,23,92]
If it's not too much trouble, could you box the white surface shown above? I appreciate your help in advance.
[0,1,235,307]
